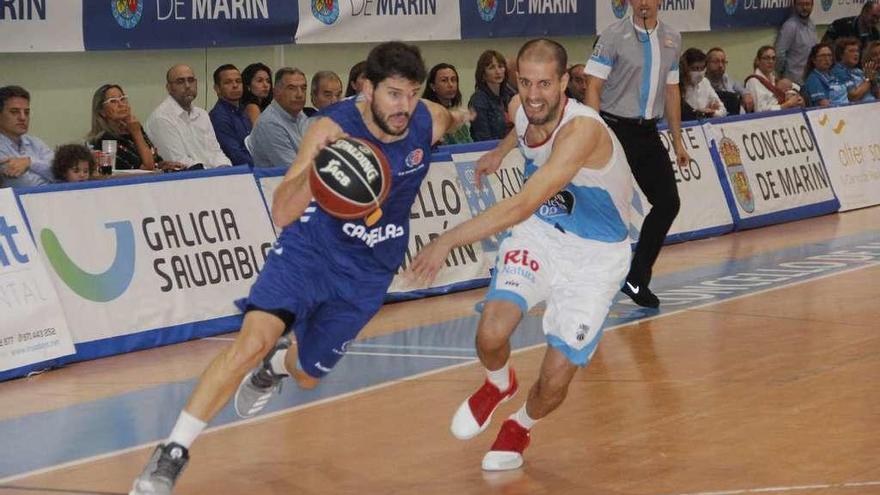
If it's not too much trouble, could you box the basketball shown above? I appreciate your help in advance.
[309,137,392,224]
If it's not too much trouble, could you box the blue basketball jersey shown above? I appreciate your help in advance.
[279,98,433,273]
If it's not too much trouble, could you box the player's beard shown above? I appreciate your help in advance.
[524,93,562,126]
[371,100,411,136]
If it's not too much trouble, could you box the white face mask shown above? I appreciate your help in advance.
[690,70,706,85]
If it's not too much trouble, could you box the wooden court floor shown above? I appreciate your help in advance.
[1,207,878,495]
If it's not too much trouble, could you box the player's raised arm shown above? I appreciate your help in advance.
[409,116,611,285]
[271,117,346,228]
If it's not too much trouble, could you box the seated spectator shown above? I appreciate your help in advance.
[776,78,801,99]
[87,84,181,171]
[249,68,309,168]
[822,0,880,50]
[241,63,273,126]
[565,63,587,102]
[679,48,727,120]
[52,144,94,183]
[832,37,878,103]
[209,64,253,165]
[304,71,343,117]
[468,50,516,142]
[0,85,53,188]
[745,46,804,112]
[863,40,880,97]
[423,63,472,145]
[345,60,367,98]
[803,43,849,107]
[146,64,231,168]
[706,47,753,114]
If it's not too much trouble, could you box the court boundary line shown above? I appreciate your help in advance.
[664,479,880,495]
[0,261,876,486]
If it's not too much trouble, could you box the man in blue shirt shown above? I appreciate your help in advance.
[0,86,54,188]
[249,68,309,168]
[209,64,253,166]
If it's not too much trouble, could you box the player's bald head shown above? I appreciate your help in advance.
[517,39,568,78]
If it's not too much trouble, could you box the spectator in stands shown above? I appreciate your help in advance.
[863,40,880,94]
[565,63,587,102]
[209,64,253,166]
[775,0,817,85]
[146,64,231,168]
[51,144,94,183]
[423,63,472,145]
[87,84,181,171]
[776,78,801,100]
[468,50,516,142]
[249,67,309,168]
[241,63,273,126]
[803,43,850,107]
[822,0,880,50]
[679,48,727,120]
[706,47,753,114]
[745,46,804,112]
[345,60,367,98]
[833,37,878,102]
[304,71,343,117]
[0,85,53,188]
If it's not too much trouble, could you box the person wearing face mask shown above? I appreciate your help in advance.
[680,48,727,120]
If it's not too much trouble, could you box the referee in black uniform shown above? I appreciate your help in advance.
[584,0,690,308]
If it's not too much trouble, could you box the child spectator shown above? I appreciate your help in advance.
[52,144,94,183]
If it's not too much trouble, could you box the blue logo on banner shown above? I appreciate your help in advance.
[723,0,739,15]
[477,0,498,22]
[312,0,339,25]
[112,0,143,29]
[821,0,833,11]
[611,0,628,19]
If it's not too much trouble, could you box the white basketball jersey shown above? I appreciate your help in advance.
[515,98,633,243]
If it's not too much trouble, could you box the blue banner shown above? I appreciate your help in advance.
[710,0,790,29]
[459,0,596,39]
[83,0,298,50]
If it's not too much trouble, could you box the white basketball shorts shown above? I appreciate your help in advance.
[484,217,630,366]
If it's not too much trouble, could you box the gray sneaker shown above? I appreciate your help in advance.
[233,336,291,418]
[129,442,189,495]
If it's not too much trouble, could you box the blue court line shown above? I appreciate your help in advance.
[0,229,878,482]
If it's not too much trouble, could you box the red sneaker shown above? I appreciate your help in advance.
[450,368,518,440]
[482,419,531,471]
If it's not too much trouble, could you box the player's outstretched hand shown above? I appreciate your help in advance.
[406,237,453,288]
[475,148,503,189]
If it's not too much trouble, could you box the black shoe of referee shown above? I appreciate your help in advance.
[621,280,660,308]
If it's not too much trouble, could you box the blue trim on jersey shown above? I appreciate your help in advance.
[591,54,613,67]
[639,37,654,119]
[547,329,603,367]
[484,289,528,314]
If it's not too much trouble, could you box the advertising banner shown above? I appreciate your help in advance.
[460,0,596,39]
[296,0,460,44]
[706,111,839,228]
[0,189,75,375]
[596,0,710,34]
[17,171,276,346]
[83,0,298,50]
[710,0,789,29]
[630,123,734,243]
[807,102,880,211]
[811,0,866,25]
[0,1,84,52]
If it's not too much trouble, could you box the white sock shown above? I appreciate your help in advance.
[269,348,291,376]
[167,410,207,449]
[486,362,510,391]
[511,404,538,430]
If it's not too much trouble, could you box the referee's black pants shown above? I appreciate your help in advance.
[603,116,680,287]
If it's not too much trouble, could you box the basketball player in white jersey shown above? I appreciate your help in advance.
[409,38,634,471]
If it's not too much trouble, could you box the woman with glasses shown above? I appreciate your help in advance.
[803,43,849,107]
[745,46,805,112]
[831,37,878,103]
[87,84,183,171]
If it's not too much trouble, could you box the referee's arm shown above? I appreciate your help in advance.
[584,76,603,111]
[664,83,690,167]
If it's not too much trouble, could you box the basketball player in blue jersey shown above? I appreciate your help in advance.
[131,41,471,495]
[410,39,634,471]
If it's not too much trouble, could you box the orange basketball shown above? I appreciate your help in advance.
[309,137,392,222]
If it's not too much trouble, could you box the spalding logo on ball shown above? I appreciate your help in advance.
[309,137,392,227]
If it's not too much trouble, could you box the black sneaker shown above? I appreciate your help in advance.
[130,442,189,495]
[621,280,660,308]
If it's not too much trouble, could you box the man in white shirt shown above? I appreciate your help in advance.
[146,64,231,168]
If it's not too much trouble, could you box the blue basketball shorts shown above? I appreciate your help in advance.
[239,235,393,378]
